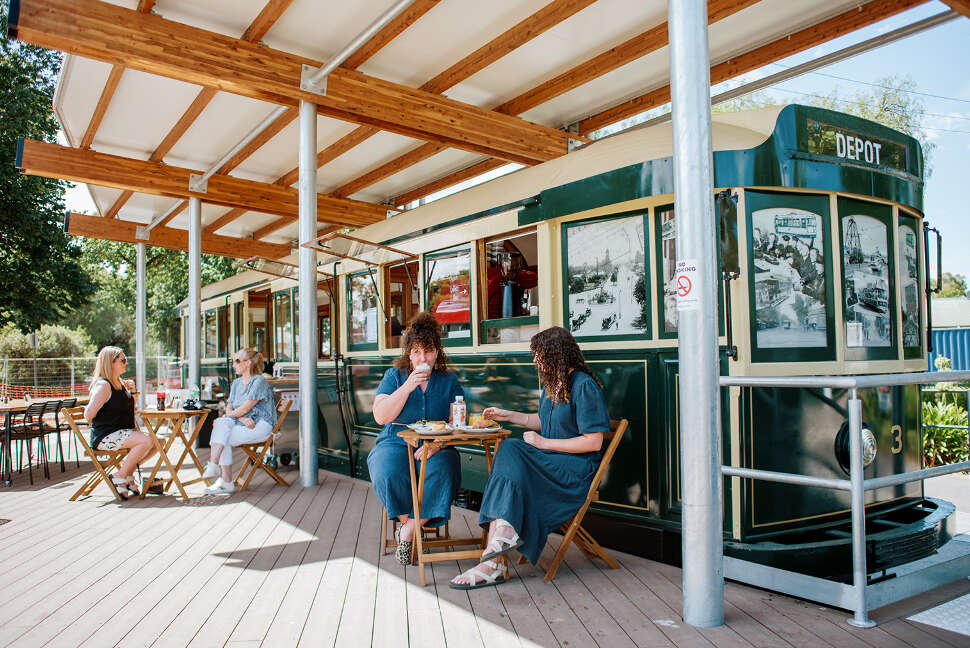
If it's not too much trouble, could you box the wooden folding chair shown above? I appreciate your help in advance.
[522,418,629,581]
[234,398,293,491]
[61,406,130,502]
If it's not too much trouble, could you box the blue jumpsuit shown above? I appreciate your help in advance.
[478,370,610,564]
[367,367,464,528]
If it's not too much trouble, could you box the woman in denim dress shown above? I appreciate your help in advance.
[368,312,465,565]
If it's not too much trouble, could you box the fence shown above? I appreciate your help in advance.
[0,356,182,400]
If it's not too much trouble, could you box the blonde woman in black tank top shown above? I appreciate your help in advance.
[84,346,157,498]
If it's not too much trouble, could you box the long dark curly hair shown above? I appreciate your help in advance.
[530,327,601,404]
[393,311,449,374]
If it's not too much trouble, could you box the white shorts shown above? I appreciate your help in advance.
[96,428,138,451]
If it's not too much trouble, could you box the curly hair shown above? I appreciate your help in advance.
[393,311,450,374]
[530,327,602,404]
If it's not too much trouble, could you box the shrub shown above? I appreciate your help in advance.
[921,395,970,467]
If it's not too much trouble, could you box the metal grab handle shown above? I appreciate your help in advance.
[722,271,739,360]
[923,223,942,352]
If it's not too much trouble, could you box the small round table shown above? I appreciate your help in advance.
[396,426,510,586]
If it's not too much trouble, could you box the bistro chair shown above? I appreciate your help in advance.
[61,406,129,502]
[520,418,628,581]
[9,401,51,485]
[41,399,66,473]
[57,397,79,467]
[233,398,293,492]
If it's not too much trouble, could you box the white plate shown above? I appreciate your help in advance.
[407,423,450,434]
[452,424,501,432]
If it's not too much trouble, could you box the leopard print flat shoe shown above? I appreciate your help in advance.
[395,526,413,566]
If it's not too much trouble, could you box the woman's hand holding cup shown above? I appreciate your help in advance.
[405,362,431,392]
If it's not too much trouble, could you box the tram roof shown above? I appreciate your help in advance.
[10,0,955,261]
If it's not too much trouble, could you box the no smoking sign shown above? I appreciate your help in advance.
[675,258,699,311]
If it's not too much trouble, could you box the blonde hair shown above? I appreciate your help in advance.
[237,348,265,374]
[92,346,125,384]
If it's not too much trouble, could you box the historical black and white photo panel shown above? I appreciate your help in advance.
[842,214,891,347]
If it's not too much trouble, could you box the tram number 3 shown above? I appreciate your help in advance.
[891,424,903,454]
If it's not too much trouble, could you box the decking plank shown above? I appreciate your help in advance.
[370,534,410,648]
[260,478,354,647]
[224,477,339,647]
[333,487,384,646]
[878,619,961,648]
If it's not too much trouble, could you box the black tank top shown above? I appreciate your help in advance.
[90,380,135,448]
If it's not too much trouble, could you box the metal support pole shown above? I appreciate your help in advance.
[298,99,319,487]
[668,0,724,628]
[187,197,202,391]
[135,242,147,410]
[847,390,876,628]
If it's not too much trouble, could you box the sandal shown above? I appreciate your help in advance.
[395,526,413,566]
[125,475,140,497]
[480,519,524,561]
[110,474,131,500]
[449,559,507,590]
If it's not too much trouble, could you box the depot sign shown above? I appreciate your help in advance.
[835,132,882,165]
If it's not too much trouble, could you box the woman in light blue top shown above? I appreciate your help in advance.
[203,348,278,494]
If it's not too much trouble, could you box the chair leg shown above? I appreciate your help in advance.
[576,525,619,569]
[55,432,65,472]
[544,521,584,582]
[381,511,388,556]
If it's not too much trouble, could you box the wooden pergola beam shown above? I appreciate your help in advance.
[942,1,970,17]
[65,212,292,259]
[103,0,297,220]
[12,0,570,166]
[17,139,385,227]
[329,0,753,205]
[578,0,930,134]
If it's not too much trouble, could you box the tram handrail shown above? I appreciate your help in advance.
[717,369,970,628]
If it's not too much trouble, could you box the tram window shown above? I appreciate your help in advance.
[217,306,229,357]
[385,261,419,348]
[746,191,835,363]
[899,217,921,356]
[348,271,380,349]
[273,291,293,362]
[839,198,895,358]
[657,206,678,335]
[232,302,243,353]
[247,289,269,357]
[563,213,648,340]
[204,309,217,357]
[319,279,335,358]
[425,248,472,344]
[481,231,539,344]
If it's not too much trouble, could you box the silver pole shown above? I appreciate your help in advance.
[135,242,147,410]
[298,99,319,487]
[668,0,723,628]
[847,390,875,628]
[187,197,202,391]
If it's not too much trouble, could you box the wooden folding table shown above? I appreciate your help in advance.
[138,408,210,501]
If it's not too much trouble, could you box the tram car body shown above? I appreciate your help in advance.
[182,104,952,580]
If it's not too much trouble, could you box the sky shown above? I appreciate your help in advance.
[64,2,970,279]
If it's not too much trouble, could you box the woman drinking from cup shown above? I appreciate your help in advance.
[84,346,158,499]
[450,327,609,589]
[369,312,465,565]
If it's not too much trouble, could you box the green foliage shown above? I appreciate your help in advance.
[0,323,94,358]
[0,8,96,331]
[921,393,970,468]
[937,272,968,298]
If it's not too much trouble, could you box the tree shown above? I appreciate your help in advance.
[0,7,95,332]
[938,272,968,299]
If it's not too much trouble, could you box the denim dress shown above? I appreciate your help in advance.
[478,370,610,563]
[366,367,464,528]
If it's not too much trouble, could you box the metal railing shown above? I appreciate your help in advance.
[719,370,970,628]
[0,355,182,400]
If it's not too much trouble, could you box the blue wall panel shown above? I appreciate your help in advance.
[929,328,970,370]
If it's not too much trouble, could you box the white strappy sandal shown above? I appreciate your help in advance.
[480,519,524,561]
[448,559,507,590]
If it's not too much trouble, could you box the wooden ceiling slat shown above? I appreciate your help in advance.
[79,64,123,149]
[942,1,970,18]
[391,158,508,209]
[18,139,386,226]
[14,0,570,165]
[66,212,292,259]
[102,0,295,219]
[340,0,442,70]
[331,142,447,199]
[578,0,930,134]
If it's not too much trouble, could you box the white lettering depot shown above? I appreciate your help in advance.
[835,132,881,165]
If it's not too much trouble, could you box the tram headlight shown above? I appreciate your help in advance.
[834,421,878,475]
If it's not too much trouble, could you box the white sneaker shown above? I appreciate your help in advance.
[204,478,235,495]
[202,462,220,479]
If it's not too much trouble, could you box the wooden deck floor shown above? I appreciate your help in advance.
[2,435,969,648]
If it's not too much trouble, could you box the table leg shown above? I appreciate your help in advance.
[164,415,191,501]
[171,411,209,487]
[2,411,11,487]
[139,418,168,500]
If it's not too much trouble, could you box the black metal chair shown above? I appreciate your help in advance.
[58,398,79,467]
[10,402,50,484]
[41,399,66,472]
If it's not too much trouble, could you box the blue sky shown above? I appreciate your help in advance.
[64,3,970,279]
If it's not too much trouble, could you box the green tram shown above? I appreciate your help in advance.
[181,104,951,579]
